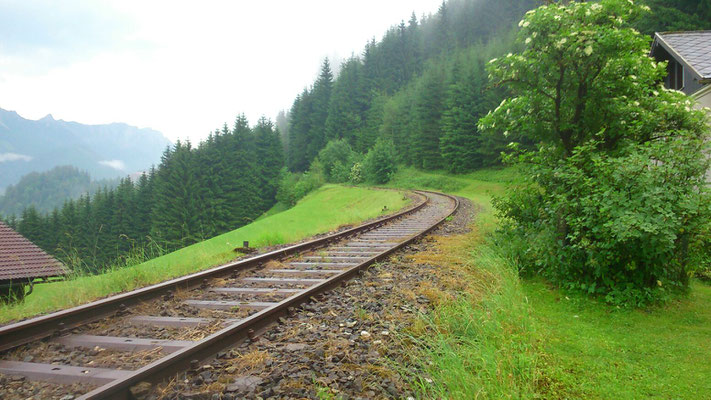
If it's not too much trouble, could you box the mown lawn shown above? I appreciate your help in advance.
[387,167,711,399]
[529,279,711,399]
[0,185,409,324]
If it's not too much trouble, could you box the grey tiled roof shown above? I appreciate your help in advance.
[656,31,711,79]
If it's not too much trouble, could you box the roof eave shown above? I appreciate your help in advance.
[653,32,705,81]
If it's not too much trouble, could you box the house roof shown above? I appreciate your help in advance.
[0,221,67,281]
[652,31,711,83]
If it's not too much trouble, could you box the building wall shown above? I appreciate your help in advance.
[693,86,711,182]
[695,88,711,109]
[683,68,705,96]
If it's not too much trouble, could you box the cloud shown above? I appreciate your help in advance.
[0,153,33,162]
[0,1,146,75]
[0,0,444,142]
[99,159,126,171]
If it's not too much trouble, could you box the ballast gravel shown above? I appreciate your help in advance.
[0,193,471,400]
[142,197,474,400]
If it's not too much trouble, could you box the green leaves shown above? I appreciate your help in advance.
[362,139,397,184]
[486,0,711,305]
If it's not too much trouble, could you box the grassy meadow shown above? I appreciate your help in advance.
[386,167,711,399]
[0,185,409,323]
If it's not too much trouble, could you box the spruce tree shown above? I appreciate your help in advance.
[58,199,81,261]
[324,58,368,145]
[18,206,43,250]
[306,59,334,164]
[254,117,285,211]
[440,56,486,172]
[412,64,446,169]
[151,141,202,249]
[135,170,155,244]
[112,177,136,254]
[287,90,313,172]
[228,115,262,226]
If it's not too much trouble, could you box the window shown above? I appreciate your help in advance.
[667,58,684,90]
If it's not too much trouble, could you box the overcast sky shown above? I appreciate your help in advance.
[0,0,444,143]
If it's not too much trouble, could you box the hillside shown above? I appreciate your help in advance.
[0,108,170,190]
[282,0,711,176]
[0,165,118,217]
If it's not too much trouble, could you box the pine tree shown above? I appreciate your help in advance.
[440,56,487,172]
[76,194,93,260]
[57,199,81,261]
[18,206,44,250]
[151,141,202,249]
[275,110,290,155]
[306,59,334,164]
[254,117,285,211]
[287,89,314,172]
[195,128,224,238]
[91,187,114,266]
[227,115,262,226]
[412,64,446,169]
[324,58,368,145]
[112,177,136,254]
[135,170,155,243]
[380,90,414,164]
[359,94,385,152]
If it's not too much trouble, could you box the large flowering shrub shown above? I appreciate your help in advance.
[479,0,711,305]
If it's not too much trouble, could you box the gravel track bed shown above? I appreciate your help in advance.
[0,375,90,400]
[140,196,473,400]
[0,192,453,400]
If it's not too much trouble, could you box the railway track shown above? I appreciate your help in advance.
[0,190,458,399]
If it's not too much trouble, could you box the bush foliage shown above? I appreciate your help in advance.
[363,139,397,184]
[480,0,711,305]
[276,167,325,207]
[316,139,361,183]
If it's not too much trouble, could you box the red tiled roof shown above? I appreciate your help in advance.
[0,221,68,281]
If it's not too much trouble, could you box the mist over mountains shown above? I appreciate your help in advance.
[0,108,171,190]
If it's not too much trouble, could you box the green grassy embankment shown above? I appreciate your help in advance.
[387,167,711,399]
[0,185,409,324]
[528,279,711,399]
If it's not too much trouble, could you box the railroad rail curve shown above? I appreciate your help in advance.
[0,190,459,400]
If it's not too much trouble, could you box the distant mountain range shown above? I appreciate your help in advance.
[0,108,171,190]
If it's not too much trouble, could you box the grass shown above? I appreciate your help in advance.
[403,218,540,399]
[388,167,541,398]
[387,166,513,213]
[0,185,409,323]
[387,166,711,399]
[528,279,711,399]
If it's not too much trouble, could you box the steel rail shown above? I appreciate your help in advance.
[79,191,459,400]
[0,191,428,353]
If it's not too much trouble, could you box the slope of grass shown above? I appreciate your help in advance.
[388,167,711,399]
[388,167,541,397]
[529,279,711,399]
[0,185,409,323]
[405,214,540,399]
